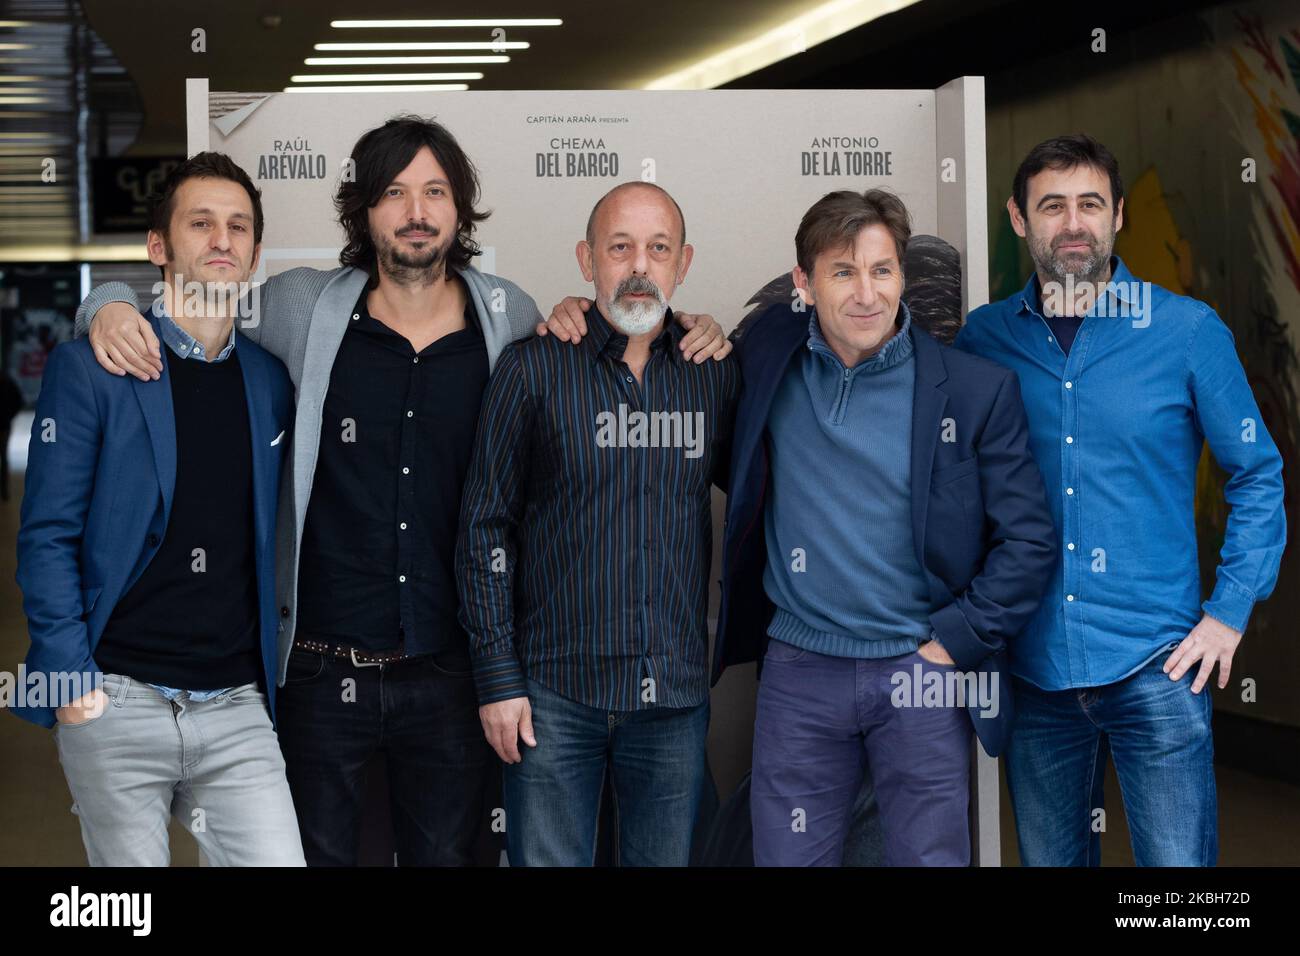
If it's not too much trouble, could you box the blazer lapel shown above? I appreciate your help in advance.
[909,326,949,573]
[237,341,271,549]
[132,317,176,522]
[733,313,807,504]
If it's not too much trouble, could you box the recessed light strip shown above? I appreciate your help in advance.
[289,73,482,83]
[330,19,561,28]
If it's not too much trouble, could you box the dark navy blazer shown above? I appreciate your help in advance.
[14,311,293,729]
[713,302,1056,757]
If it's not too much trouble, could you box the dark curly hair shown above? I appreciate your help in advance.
[334,114,490,281]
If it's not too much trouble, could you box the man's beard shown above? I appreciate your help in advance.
[376,222,449,285]
[1028,224,1114,285]
[604,275,668,335]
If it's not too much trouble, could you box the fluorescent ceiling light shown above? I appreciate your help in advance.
[645,0,920,89]
[0,244,148,262]
[284,84,470,92]
[0,75,41,82]
[0,97,48,104]
[315,42,528,51]
[0,20,34,27]
[290,73,481,82]
[0,43,32,50]
[331,19,561,28]
[304,56,507,65]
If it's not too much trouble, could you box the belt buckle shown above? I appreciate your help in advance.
[349,647,383,669]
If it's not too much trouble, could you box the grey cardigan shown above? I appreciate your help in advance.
[75,264,542,684]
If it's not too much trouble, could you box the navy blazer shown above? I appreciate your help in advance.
[714,302,1056,756]
[13,312,294,729]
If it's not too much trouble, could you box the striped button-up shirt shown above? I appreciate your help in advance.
[456,306,740,710]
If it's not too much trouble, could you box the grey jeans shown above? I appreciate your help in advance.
[54,672,305,866]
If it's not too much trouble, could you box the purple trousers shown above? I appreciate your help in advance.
[751,638,973,866]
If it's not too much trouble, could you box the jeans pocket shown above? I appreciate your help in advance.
[424,653,474,679]
[224,682,266,704]
[285,649,325,685]
[765,638,808,664]
[54,697,111,731]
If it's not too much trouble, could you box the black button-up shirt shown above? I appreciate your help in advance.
[297,281,489,657]
[457,306,740,710]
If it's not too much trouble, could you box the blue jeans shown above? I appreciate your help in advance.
[1005,650,1218,866]
[503,677,709,866]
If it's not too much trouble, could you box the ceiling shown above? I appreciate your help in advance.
[2,0,916,257]
[79,0,867,153]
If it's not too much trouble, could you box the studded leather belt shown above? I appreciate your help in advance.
[292,637,414,668]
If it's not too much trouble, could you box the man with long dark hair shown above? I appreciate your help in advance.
[71,115,732,866]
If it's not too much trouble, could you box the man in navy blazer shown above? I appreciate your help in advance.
[714,189,1055,866]
[13,153,304,865]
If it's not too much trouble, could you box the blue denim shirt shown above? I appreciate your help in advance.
[147,301,238,703]
[956,257,1285,691]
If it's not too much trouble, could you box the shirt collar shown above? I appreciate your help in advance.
[152,299,237,363]
[1015,255,1136,317]
[807,299,915,372]
[585,302,682,365]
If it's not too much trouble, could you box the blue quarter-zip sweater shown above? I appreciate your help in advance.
[762,303,933,658]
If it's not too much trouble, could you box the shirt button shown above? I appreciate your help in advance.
[399,575,406,583]
[192,346,200,353]
[400,522,407,530]
[402,467,410,475]
[352,313,360,321]
[1065,436,1074,444]
[1064,381,1073,389]
[1067,594,1075,601]
[1066,487,1074,495]
[413,356,420,364]
[1067,542,1075,551]
[1048,336,1054,343]
[147,533,160,547]
[406,410,413,418]
[625,375,633,383]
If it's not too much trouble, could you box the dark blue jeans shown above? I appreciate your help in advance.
[276,649,496,866]
[1004,650,1218,866]
[502,677,709,866]
[751,639,972,866]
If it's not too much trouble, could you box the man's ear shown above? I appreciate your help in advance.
[1114,196,1124,234]
[146,229,168,268]
[674,243,694,287]
[1006,196,1028,239]
[792,266,815,307]
[249,241,262,278]
[576,240,594,282]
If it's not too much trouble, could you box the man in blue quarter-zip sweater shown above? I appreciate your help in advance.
[714,188,1056,866]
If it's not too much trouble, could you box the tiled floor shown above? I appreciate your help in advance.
[1,468,1296,866]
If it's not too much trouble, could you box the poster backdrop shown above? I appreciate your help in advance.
[191,79,996,862]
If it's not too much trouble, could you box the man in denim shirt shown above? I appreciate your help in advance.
[957,134,1286,866]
